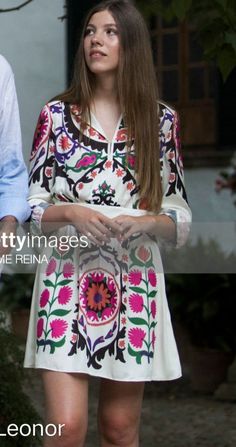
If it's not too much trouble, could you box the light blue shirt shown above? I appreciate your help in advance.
[0,55,30,223]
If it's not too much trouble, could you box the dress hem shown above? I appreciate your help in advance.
[24,363,182,382]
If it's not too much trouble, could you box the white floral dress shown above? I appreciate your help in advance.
[24,100,191,381]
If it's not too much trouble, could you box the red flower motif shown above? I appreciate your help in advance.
[151,300,157,319]
[121,316,127,325]
[116,168,124,177]
[128,328,146,349]
[118,339,125,349]
[148,269,157,287]
[105,160,112,169]
[40,289,50,307]
[58,286,73,305]
[91,171,97,178]
[37,318,44,338]
[129,293,143,313]
[50,319,68,338]
[139,198,149,210]
[86,283,110,311]
[123,274,128,282]
[116,129,128,141]
[45,167,52,177]
[127,181,133,191]
[137,246,150,262]
[46,258,57,276]
[129,270,142,286]
[59,135,70,151]
[63,263,74,278]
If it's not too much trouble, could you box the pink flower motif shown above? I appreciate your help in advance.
[137,246,150,262]
[151,300,157,319]
[128,328,146,349]
[63,263,74,278]
[50,319,68,339]
[46,258,57,276]
[129,293,143,313]
[91,272,104,282]
[107,277,116,292]
[129,269,142,286]
[151,331,156,349]
[58,286,73,305]
[40,289,50,307]
[128,155,135,168]
[37,318,44,338]
[148,269,157,287]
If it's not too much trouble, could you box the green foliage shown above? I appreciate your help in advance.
[166,273,236,351]
[136,0,236,80]
[0,319,42,446]
[0,273,34,311]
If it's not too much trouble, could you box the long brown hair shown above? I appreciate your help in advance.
[56,0,162,212]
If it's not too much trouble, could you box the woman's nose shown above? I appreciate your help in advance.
[91,33,103,46]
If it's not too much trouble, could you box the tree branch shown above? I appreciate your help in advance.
[0,0,34,13]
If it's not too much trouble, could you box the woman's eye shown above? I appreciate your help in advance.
[84,28,94,36]
[107,28,117,35]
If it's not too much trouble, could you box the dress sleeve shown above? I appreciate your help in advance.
[159,110,192,247]
[28,104,56,234]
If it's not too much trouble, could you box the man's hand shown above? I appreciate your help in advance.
[0,216,17,256]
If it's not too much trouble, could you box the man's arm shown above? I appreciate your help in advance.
[0,56,30,223]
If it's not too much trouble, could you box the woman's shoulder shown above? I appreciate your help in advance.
[158,100,176,120]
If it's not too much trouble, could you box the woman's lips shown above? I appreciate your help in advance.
[90,50,106,58]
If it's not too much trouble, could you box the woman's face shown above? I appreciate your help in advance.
[84,10,120,77]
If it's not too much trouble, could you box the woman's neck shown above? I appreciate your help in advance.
[93,73,119,105]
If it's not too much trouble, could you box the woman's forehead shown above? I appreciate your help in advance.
[88,10,116,27]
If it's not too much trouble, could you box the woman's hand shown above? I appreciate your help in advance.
[112,214,176,243]
[111,215,157,241]
[66,205,122,246]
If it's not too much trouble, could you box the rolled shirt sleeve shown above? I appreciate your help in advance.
[0,55,30,223]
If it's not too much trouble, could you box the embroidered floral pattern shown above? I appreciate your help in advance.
[79,270,120,326]
[36,253,73,354]
[127,245,158,364]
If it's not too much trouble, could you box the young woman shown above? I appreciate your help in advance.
[24,1,191,446]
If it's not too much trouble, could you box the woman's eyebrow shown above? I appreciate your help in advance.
[86,23,117,28]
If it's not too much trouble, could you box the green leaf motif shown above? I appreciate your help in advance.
[148,290,157,298]
[128,344,142,364]
[50,336,66,354]
[52,248,61,260]
[130,286,146,294]
[57,279,73,286]
[43,279,55,288]
[38,310,47,318]
[50,309,71,317]
[129,247,144,267]
[129,317,149,326]
[150,321,157,329]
